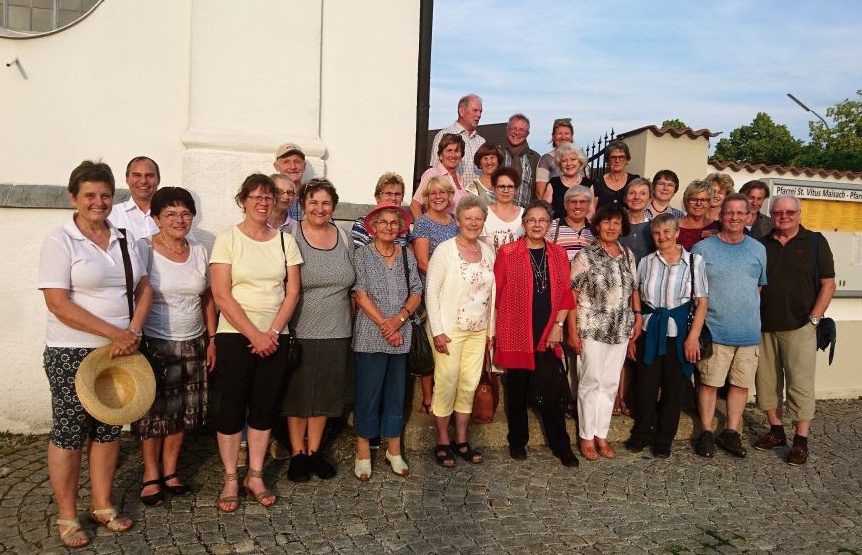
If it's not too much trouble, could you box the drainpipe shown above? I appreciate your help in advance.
[413,0,433,193]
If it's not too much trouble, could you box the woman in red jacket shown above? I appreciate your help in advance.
[494,199,577,466]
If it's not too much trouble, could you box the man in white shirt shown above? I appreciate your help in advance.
[108,156,160,240]
[273,143,307,222]
[429,94,485,184]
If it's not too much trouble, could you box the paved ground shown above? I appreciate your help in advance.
[1,400,860,555]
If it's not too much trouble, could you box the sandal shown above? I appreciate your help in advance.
[579,438,599,461]
[418,402,432,416]
[452,442,483,464]
[161,472,192,496]
[595,439,616,459]
[140,478,164,507]
[88,507,133,533]
[57,518,90,549]
[244,468,276,507]
[218,472,240,513]
[434,444,456,468]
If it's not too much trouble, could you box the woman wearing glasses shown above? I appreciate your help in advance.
[480,167,524,253]
[411,133,469,218]
[678,180,720,250]
[494,200,578,466]
[593,140,639,213]
[535,117,574,201]
[351,172,408,249]
[133,187,217,507]
[210,174,303,512]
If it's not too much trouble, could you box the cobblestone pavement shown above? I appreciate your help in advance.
[1,400,860,554]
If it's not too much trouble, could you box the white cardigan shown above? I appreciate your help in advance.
[425,237,496,338]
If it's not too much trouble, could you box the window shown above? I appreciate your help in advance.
[1,0,102,37]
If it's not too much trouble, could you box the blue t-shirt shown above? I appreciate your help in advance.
[692,235,767,347]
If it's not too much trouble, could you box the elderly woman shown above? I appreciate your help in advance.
[705,172,735,221]
[495,200,577,466]
[352,203,423,480]
[410,133,468,218]
[678,180,720,250]
[133,187,217,507]
[547,185,595,262]
[647,170,685,220]
[352,172,409,248]
[536,117,575,200]
[411,175,459,413]
[38,161,152,547]
[480,166,525,252]
[268,173,298,232]
[466,142,503,204]
[426,195,496,467]
[593,139,639,211]
[569,204,642,461]
[624,213,708,458]
[210,174,302,511]
[281,178,355,482]
[543,143,594,219]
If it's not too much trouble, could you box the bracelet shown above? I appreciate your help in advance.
[127,326,142,337]
[401,305,412,316]
[633,310,642,314]
[208,334,216,339]
[270,328,280,335]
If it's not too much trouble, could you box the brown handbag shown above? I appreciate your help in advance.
[471,346,499,424]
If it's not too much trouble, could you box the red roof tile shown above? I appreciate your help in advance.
[708,161,862,181]
[617,125,721,140]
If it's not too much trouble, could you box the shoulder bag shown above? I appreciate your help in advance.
[471,346,500,424]
[401,248,434,377]
[687,254,713,359]
[528,345,573,412]
[279,232,302,370]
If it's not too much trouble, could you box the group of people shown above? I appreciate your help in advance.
[37,93,836,549]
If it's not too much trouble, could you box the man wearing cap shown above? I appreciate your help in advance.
[108,156,160,241]
[273,143,307,222]
[428,94,485,184]
[501,113,540,207]
[753,194,835,465]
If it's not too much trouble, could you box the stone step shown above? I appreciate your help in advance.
[401,374,702,452]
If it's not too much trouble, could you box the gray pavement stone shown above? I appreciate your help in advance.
[2,400,862,553]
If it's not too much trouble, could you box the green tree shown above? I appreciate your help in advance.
[661,118,688,130]
[713,112,804,165]
[793,90,862,171]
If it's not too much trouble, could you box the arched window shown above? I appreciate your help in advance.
[1,0,102,37]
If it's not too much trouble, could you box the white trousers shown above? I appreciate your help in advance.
[577,338,627,440]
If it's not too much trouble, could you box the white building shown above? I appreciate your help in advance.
[0,0,422,432]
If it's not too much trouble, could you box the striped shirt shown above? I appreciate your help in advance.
[546,218,594,262]
[637,247,708,337]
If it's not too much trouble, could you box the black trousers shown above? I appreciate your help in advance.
[505,368,571,454]
[631,336,688,445]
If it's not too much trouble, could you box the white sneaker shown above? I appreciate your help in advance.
[354,457,371,481]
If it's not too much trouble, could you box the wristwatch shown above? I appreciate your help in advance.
[809,315,820,326]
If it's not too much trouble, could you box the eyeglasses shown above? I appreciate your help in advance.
[770,210,799,218]
[248,195,275,204]
[376,220,402,228]
[688,198,710,204]
[608,155,627,161]
[162,211,193,221]
[494,185,516,191]
[278,189,296,197]
[380,191,404,198]
[524,218,550,225]
[508,127,529,135]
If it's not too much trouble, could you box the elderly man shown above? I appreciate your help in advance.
[692,193,767,459]
[273,142,307,221]
[754,194,835,465]
[268,173,298,233]
[501,113,540,208]
[428,94,485,184]
[108,156,160,240]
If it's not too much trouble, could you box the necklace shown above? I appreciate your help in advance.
[529,247,548,293]
[650,201,668,214]
[457,237,481,253]
[159,232,188,255]
[373,241,395,258]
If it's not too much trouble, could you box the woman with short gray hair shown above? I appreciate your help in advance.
[544,143,594,220]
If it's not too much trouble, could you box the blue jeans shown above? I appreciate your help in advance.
[354,352,406,439]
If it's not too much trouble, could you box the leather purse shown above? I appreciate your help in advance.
[471,347,499,424]
[401,249,434,377]
[528,346,572,412]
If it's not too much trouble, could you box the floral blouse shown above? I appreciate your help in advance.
[455,254,495,331]
[570,242,638,344]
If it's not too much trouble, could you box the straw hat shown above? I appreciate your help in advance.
[75,346,156,426]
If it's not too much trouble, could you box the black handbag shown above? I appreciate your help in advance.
[528,346,573,412]
[280,232,302,370]
[687,255,713,359]
[402,249,434,377]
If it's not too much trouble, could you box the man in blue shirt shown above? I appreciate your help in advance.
[692,194,767,459]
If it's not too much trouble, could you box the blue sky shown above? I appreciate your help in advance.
[429,0,862,152]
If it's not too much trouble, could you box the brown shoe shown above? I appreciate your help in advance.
[595,439,616,459]
[753,430,787,451]
[787,435,809,466]
[579,438,598,461]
